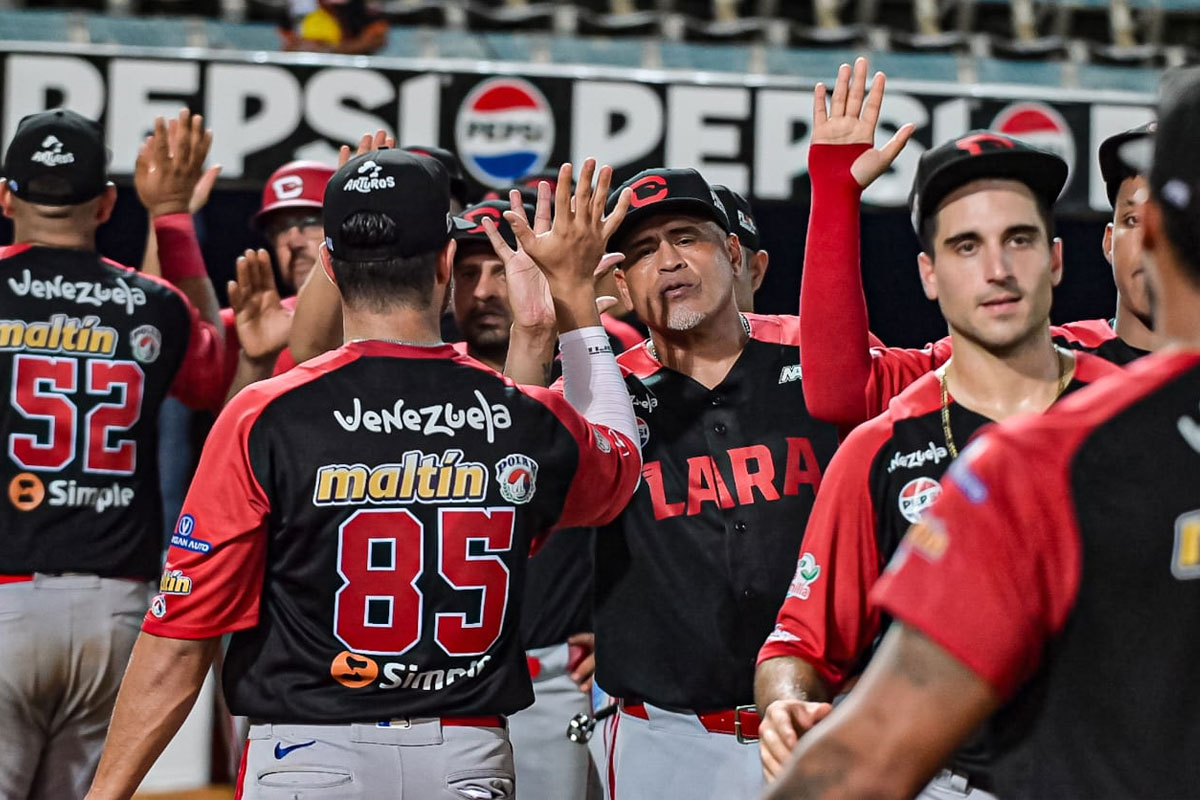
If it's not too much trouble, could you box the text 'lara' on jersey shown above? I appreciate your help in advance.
[0,241,224,580]
[144,340,640,723]
[593,313,841,711]
[873,350,1200,798]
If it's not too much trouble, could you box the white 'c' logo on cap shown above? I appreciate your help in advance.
[272,175,305,201]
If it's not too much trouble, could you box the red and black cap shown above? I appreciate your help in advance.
[605,168,730,252]
[451,199,535,250]
[909,130,1068,236]
[1118,67,1200,262]
[1098,122,1155,207]
[2,109,108,206]
[323,149,452,262]
[253,160,336,226]
[404,145,468,206]
[712,184,760,252]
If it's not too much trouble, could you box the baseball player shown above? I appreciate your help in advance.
[0,108,225,798]
[452,198,606,799]
[502,164,844,799]
[798,59,1151,431]
[755,126,1121,798]
[85,153,642,799]
[765,67,1200,800]
[711,185,770,313]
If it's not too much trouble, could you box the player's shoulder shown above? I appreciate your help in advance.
[886,369,943,421]
[225,345,359,421]
[955,350,1200,492]
[1052,318,1117,348]
[831,402,905,471]
[1071,350,1124,383]
[615,340,658,379]
[746,312,799,346]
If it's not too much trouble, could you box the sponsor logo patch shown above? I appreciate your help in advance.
[593,427,612,453]
[170,513,211,554]
[158,569,193,596]
[764,622,800,645]
[313,450,488,506]
[636,417,650,447]
[8,270,147,315]
[149,594,167,618]
[1172,510,1200,581]
[8,472,44,511]
[496,454,538,504]
[342,159,396,194]
[0,314,118,357]
[786,552,821,600]
[330,650,379,688]
[130,324,161,364]
[898,477,942,524]
[778,364,802,384]
[46,479,134,513]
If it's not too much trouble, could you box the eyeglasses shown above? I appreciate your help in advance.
[265,213,323,241]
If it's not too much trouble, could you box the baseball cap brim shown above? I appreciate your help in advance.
[252,197,324,227]
[913,150,1068,234]
[1116,136,1153,175]
[609,198,730,253]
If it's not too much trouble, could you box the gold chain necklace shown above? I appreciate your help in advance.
[940,347,1073,459]
[645,313,751,363]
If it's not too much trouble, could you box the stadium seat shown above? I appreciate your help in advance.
[659,39,751,71]
[244,0,287,24]
[548,33,645,65]
[87,13,194,43]
[974,55,1063,86]
[0,9,77,41]
[380,0,451,28]
[203,18,280,48]
[576,8,664,36]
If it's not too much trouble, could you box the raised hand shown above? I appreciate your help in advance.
[480,185,556,333]
[135,109,214,218]
[337,129,395,168]
[228,248,292,362]
[813,57,915,188]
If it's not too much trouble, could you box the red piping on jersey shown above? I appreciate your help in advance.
[1052,319,1119,348]
[601,313,644,353]
[0,242,34,260]
[0,574,33,585]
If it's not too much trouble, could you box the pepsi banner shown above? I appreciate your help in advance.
[0,45,1154,213]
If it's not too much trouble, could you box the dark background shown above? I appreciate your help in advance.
[0,187,1117,349]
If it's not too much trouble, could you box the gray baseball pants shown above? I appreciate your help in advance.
[0,574,150,800]
[241,719,515,799]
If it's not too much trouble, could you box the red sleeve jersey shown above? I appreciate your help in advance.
[757,410,893,690]
[150,214,226,412]
[872,350,1198,699]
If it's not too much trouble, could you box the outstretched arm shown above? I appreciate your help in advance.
[225,248,293,401]
[86,633,221,800]
[800,58,914,427]
[762,624,999,800]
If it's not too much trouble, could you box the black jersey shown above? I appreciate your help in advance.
[875,350,1200,798]
[1052,318,1148,366]
[521,527,593,650]
[144,341,640,723]
[0,243,223,580]
[593,314,840,710]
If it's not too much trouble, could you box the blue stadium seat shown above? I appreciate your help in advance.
[548,35,645,66]
[428,28,493,59]
[975,57,1063,87]
[0,9,75,42]
[659,40,751,72]
[86,14,190,46]
[203,19,281,49]
[765,45,860,79]
[1077,62,1160,94]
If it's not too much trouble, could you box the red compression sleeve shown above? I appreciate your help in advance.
[801,143,872,427]
[153,214,209,282]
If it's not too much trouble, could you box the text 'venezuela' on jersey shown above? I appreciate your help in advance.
[759,352,1120,779]
[588,314,840,710]
[143,340,640,722]
[872,350,1200,798]
[0,243,224,580]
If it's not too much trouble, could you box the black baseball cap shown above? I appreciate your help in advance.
[712,184,760,251]
[451,199,535,250]
[1118,67,1200,262]
[606,168,730,252]
[1098,122,1155,207]
[909,130,1068,237]
[404,145,468,206]
[2,109,108,206]
[323,149,452,262]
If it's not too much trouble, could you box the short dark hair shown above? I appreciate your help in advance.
[920,195,1055,255]
[329,211,439,311]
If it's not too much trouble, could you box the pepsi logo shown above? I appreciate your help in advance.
[629,175,669,208]
[456,78,555,189]
[991,102,1075,188]
[897,477,942,525]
